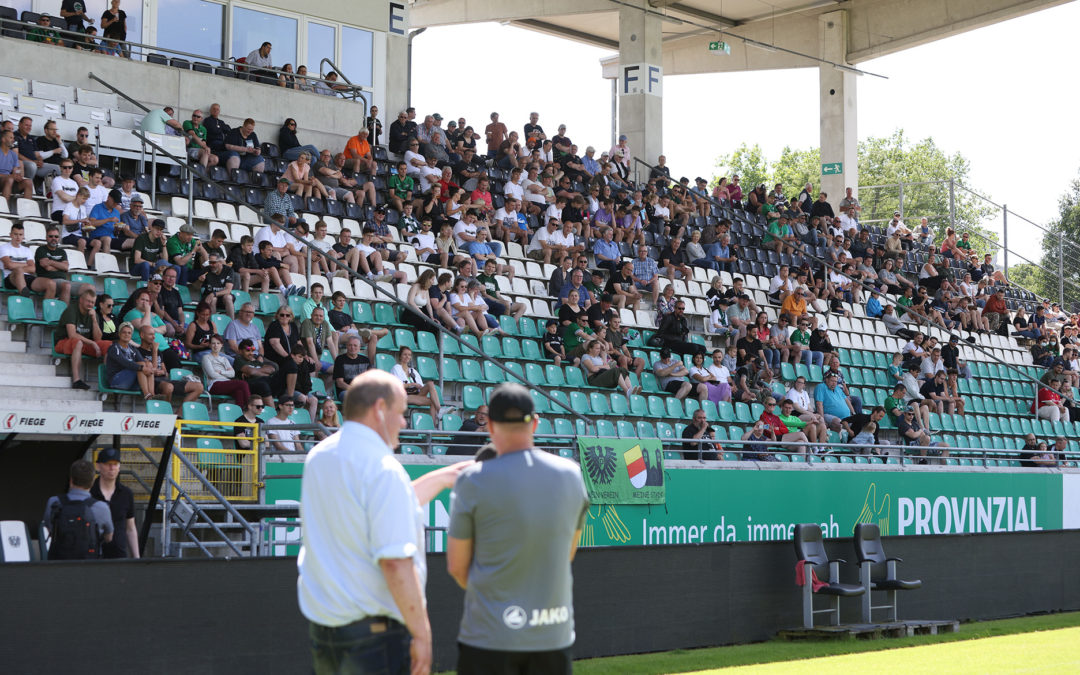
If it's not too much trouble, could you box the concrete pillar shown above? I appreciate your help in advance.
[618,7,662,180]
[384,2,409,119]
[818,10,857,203]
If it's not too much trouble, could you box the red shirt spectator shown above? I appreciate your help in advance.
[759,411,790,437]
[1031,386,1062,415]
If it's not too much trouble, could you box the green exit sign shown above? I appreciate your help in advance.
[822,162,843,175]
[708,41,731,55]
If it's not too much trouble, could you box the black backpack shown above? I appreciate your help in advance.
[48,495,103,560]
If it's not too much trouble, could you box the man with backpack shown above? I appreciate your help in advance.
[42,459,113,560]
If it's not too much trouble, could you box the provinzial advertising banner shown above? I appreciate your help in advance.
[577,437,666,505]
[263,465,1072,554]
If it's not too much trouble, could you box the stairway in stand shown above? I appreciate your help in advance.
[0,330,104,413]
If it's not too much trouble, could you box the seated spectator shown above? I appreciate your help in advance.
[313,398,342,441]
[659,237,691,282]
[114,194,148,251]
[54,287,113,390]
[593,227,621,273]
[476,259,526,320]
[897,404,949,463]
[105,321,157,400]
[183,110,219,170]
[850,421,878,455]
[234,338,278,405]
[135,323,202,403]
[265,399,303,453]
[1033,377,1070,422]
[282,152,328,200]
[277,118,319,162]
[333,334,371,398]
[739,422,778,462]
[681,408,720,461]
[183,302,215,361]
[631,245,661,305]
[1,128,33,199]
[580,339,634,400]
[220,118,265,172]
[344,128,376,176]
[814,371,854,431]
[726,293,753,339]
[759,396,811,458]
[653,348,705,401]
[752,312,782,371]
[655,284,677,326]
[0,222,59,299]
[919,370,950,415]
[233,395,264,450]
[980,288,1009,334]
[201,334,250,407]
[28,13,63,45]
[542,318,566,366]
[128,218,170,281]
[689,350,731,403]
[449,405,489,455]
[391,346,442,420]
[657,299,705,356]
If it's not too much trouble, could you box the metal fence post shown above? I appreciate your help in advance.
[949,178,956,230]
[187,171,194,232]
[1002,205,1008,279]
[1060,233,1065,306]
[897,182,904,220]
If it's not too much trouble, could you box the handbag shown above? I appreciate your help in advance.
[647,334,664,348]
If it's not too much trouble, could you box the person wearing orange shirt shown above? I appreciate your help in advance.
[343,128,376,176]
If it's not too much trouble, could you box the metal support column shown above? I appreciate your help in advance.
[1002,205,1009,280]
[186,171,194,232]
[897,182,904,220]
[610,78,617,149]
[139,429,177,556]
[1060,233,1065,306]
[948,179,956,230]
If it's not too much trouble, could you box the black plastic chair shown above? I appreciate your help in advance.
[305,197,325,216]
[214,66,235,78]
[156,176,179,196]
[0,7,19,39]
[243,188,264,207]
[325,199,345,218]
[229,168,249,185]
[169,57,191,70]
[344,202,363,220]
[147,53,168,66]
[260,143,280,160]
[209,166,229,183]
[853,523,921,623]
[794,524,864,629]
[135,173,153,193]
[192,62,213,74]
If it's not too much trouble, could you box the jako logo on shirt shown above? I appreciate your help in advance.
[528,606,569,627]
[503,606,528,630]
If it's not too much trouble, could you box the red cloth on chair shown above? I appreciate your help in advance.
[795,560,827,592]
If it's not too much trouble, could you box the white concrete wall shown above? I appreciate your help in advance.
[0,39,364,155]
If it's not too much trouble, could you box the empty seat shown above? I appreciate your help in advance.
[853,523,922,623]
[793,523,864,629]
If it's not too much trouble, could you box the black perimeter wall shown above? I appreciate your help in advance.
[2,530,1078,674]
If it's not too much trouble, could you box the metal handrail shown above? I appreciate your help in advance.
[317,57,368,111]
[86,71,148,112]
[0,16,368,101]
[630,156,1060,408]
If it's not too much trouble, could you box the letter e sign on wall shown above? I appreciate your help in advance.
[389,2,407,35]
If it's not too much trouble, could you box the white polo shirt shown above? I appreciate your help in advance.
[297,421,425,627]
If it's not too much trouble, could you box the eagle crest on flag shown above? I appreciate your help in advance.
[583,444,617,485]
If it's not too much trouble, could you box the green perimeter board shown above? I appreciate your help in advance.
[263,464,1063,551]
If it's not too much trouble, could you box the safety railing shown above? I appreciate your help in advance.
[0,16,369,104]
[630,156,1068,415]
[174,419,261,502]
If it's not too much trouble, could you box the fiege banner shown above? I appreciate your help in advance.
[0,411,177,435]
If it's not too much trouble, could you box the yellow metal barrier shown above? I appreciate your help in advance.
[172,419,263,502]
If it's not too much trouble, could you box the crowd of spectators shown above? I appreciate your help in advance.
[6,96,1078,466]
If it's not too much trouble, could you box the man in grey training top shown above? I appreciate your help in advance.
[448,383,589,674]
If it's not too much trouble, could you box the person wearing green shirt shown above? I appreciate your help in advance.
[166,224,203,284]
[477,259,527,319]
[387,162,414,212]
[896,287,914,318]
[563,311,595,359]
[883,383,907,425]
[761,196,779,223]
[27,14,62,44]
[182,109,218,170]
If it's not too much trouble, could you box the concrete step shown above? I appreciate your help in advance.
[0,350,55,365]
[0,360,60,376]
[0,373,86,389]
[0,397,103,412]
[0,339,26,353]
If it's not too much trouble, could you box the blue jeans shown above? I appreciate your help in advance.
[132,261,182,281]
[310,618,411,675]
[283,145,320,162]
[848,394,864,412]
[109,369,137,390]
[762,347,781,370]
[801,350,824,368]
[693,258,722,274]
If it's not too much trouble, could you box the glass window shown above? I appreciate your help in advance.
[339,26,373,88]
[232,7,297,70]
[156,0,223,65]
[305,22,335,74]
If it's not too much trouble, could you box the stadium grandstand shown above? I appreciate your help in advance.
[1,1,1078,671]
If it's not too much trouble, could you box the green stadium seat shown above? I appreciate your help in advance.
[460,358,482,382]
[589,393,610,415]
[780,362,796,382]
[683,399,700,417]
[400,445,422,455]
[839,455,854,464]
[231,290,251,311]
[103,277,129,302]
[570,391,592,414]
[218,403,242,422]
[629,394,647,416]
[483,361,506,383]
[481,335,502,358]
[554,418,574,436]
[596,419,617,437]
[375,353,395,372]
[463,385,485,410]
[410,412,434,430]
[545,365,566,387]
[498,315,519,335]
[748,402,764,420]
[717,401,735,422]
[640,372,661,393]
[616,420,635,438]
[501,337,522,360]
[656,421,675,440]
[775,454,791,462]
[504,361,524,384]
[415,331,438,354]
[257,293,281,316]
[374,303,398,326]
[610,394,629,416]
[549,390,570,413]
[535,418,554,437]
[666,397,684,419]
[647,396,666,418]
[565,366,588,389]
[636,421,656,438]
[700,401,719,422]
[7,296,45,325]
[529,389,550,414]
[521,339,543,361]
[441,358,462,382]
[519,317,538,338]
[808,365,823,382]
[42,299,67,325]
[525,363,547,386]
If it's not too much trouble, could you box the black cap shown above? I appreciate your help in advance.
[108,188,123,203]
[96,447,121,463]
[488,383,535,424]
[600,293,613,303]
[545,318,558,328]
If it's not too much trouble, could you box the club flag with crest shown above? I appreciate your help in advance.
[578,437,665,504]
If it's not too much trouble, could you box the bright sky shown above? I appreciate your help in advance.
[411,1,1080,264]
